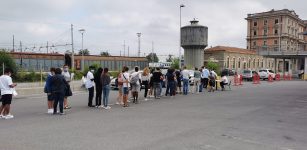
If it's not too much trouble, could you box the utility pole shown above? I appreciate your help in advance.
[71,24,75,70]
[137,33,141,57]
[123,40,126,56]
[46,41,49,53]
[12,35,15,52]
[19,41,22,68]
[128,46,130,57]
[152,41,154,62]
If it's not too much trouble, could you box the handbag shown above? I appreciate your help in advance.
[65,84,73,97]
[12,88,18,97]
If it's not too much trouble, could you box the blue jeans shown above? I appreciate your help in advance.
[183,79,189,95]
[166,81,175,96]
[102,85,110,107]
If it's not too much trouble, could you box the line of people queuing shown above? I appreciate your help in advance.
[0,64,229,119]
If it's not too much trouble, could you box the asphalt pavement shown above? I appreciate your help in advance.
[0,81,307,150]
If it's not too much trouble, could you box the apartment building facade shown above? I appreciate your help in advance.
[246,9,307,78]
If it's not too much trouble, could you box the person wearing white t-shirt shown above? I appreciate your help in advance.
[181,66,190,95]
[130,66,142,104]
[220,75,229,91]
[62,65,71,109]
[0,68,17,119]
[121,66,130,107]
[86,68,95,107]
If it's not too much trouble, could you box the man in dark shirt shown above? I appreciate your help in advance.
[152,68,163,99]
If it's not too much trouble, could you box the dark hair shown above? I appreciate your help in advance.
[50,67,56,72]
[195,67,198,71]
[55,68,62,74]
[135,66,139,72]
[4,68,12,74]
[156,67,160,71]
[96,67,103,76]
[104,68,109,73]
[183,66,187,69]
[123,66,129,72]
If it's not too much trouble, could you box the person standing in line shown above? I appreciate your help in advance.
[175,69,182,94]
[0,68,17,119]
[152,68,163,99]
[85,67,95,107]
[44,67,56,114]
[51,68,68,115]
[148,69,155,98]
[193,67,201,94]
[101,68,111,109]
[141,67,150,101]
[94,67,103,107]
[181,66,190,95]
[116,70,124,105]
[122,66,130,107]
[201,67,210,91]
[165,68,176,97]
[130,66,141,104]
[62,65,71,109]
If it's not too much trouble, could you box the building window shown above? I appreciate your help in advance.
[275,19,279,24]
[253,21,257,26]
[274,29,278,35]
[226,57,230,69]
[261,59,264,68]
[253,59,255,68]
[238,58,241,69]
[264,19,268,26]
[232,58,236,69]
[248,59,251,68]
[263,40,267,46]
[253,30,257,36]
[264,29,268,36]
[257,59,260,67]
[274,40,278,45]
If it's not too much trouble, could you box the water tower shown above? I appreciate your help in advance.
[181,19,208,68]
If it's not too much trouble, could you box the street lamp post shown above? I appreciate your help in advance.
[137,33,141,57]
[79,29,85,71]
[179,4,185,69]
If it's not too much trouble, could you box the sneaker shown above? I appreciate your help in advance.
[105,106,111,110]
[127,100,131,103]
[98,105,105,109]
[64,106,71,109]
[47,109,54,114]
[144,98,148,101]
[4,114,14,119]
[115,102,120,105]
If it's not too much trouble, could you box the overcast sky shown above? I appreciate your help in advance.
[0,0,306,59]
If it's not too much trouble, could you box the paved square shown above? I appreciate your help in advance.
[1,81,307,150]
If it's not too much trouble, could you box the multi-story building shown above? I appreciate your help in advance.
[246,9,306,51]
[246,9,307,78]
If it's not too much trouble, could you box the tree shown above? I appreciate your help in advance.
[78,49,90,55]
[0,50,17,75]
[146,53,159,62]
[100,51,110,57]
[171,58,180,69]
[207,61,219,71]
[166,54,173,62]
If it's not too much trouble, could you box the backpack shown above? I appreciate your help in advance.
[130,73,139,85]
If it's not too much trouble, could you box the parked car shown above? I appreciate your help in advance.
[221,69,235,76]
[258,69,276,80]
[242,70,258,81]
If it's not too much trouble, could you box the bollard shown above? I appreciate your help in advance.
[268,74,273,82]
[275,73,280,81]
[234,75,239,86]
[239,74,243,85]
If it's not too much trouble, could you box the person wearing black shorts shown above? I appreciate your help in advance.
[0,68,17,119]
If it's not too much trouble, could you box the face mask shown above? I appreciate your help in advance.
[64,68,68,72]
[90,70,94,73]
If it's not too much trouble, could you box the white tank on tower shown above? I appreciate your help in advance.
[181,19,208,68]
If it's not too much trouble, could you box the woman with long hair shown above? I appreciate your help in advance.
[141,67,150,101]
[94,67,103,107]
[116,69,124,105]
[101,68,111,109]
